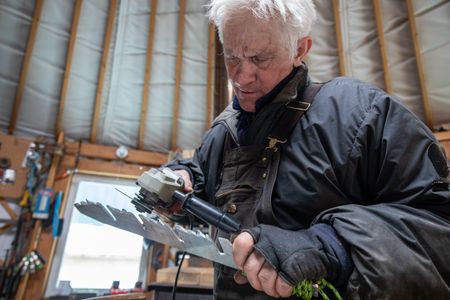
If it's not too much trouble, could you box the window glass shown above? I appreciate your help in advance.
[56,179,142,292]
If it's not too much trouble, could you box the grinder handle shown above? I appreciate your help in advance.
[172,190,241,234]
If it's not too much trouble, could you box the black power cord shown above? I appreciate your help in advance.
[171,251,187,300]
[171,216,194,300]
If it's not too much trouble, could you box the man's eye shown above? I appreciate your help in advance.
[252,56,269,65]
[226,56,240,64]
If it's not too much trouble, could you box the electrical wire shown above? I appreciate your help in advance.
[171,216,194,300]
[171,251,187,300]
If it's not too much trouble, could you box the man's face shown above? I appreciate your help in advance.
[222,14,301,112]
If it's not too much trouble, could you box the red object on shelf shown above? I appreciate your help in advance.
[110,281,129,295]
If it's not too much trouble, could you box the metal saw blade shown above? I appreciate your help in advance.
[74,200,236,269]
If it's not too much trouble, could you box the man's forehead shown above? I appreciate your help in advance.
[223,30,279,57]
[223,46,275,58]
[222,16,284,57]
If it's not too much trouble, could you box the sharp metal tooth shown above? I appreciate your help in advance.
[174,225,212,249]
[106,206,145,236]
[173,226,236,269]
[75,200,116,224]
[218,237,233,256]
[139,214,183,248]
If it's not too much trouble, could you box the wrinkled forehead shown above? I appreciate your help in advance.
[222,9,280,35]
[222,11,285,56]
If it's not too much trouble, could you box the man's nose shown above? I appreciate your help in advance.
[233,60,256,87]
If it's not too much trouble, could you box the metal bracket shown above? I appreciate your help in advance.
[266,136,287,151]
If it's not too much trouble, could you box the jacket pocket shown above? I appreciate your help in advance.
[215,186,258,229]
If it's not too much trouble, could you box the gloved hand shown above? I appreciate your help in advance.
[233,223,350,297]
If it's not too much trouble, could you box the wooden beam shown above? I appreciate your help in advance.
[79,143,167,166]
[332,0,346,76]
[77,159,143,179]
[0,200,18,221]
[435,131,450,142]
[8,0,44,134]
[23,155,74,300]
[90,0,117,143]
[406,0,433,129]
[372,0,393,94]
[46,132,65,189]
[205,23,215,130]
[40,172,74,298]
[0,224,13,235]
[213,33,229,118]
[171,0,186,150]
[56,0,83,136]
[146,243,163,293]
[435,131,450,158]
[139,0,158,149]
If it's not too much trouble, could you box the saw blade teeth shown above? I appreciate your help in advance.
[75,200,116,224]
[76,201,236,269]
[139,214,183,247]
[218,237,233,256]
[173,225,206,248]
[106,205,145,236]
[173,225,227,261]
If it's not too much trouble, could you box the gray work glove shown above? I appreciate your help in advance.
[244,223,351,286]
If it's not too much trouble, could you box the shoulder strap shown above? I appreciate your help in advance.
[266,83,323,151]
[212,103,240,145]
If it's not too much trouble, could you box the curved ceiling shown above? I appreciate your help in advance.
[0,0,449,152]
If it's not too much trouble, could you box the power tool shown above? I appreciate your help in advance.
[132,167,241,234]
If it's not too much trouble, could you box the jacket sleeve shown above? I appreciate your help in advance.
[165,123,228,202]
[317,204,450,299]
[315,84,450,299]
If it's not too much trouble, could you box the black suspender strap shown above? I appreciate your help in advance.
[266,83,323,151]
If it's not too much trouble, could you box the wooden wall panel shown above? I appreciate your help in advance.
[332,0,346,76]
[406,0,433,129]
[16,133,64,300]
[205,23,216,130]
[171,0,186,150]
[80,143,167,166]
[372,0,392,94]
[8,0,44,135]
[56,0,83,136]
[15,141,163,298]
[139,0,158,150]
[90,0,118,143]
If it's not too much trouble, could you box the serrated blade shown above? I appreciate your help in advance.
[74,200,236,269]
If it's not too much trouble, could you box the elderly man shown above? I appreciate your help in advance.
[167,0,450,299]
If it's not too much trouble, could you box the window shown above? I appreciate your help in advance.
[46,175,146,297]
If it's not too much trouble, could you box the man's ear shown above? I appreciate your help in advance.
[293,36,312,67]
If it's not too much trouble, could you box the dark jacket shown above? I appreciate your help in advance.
[168,76,450,299]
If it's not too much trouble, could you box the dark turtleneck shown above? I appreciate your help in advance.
[232,66,301,145]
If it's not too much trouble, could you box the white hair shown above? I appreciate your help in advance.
[207,0,317,57]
